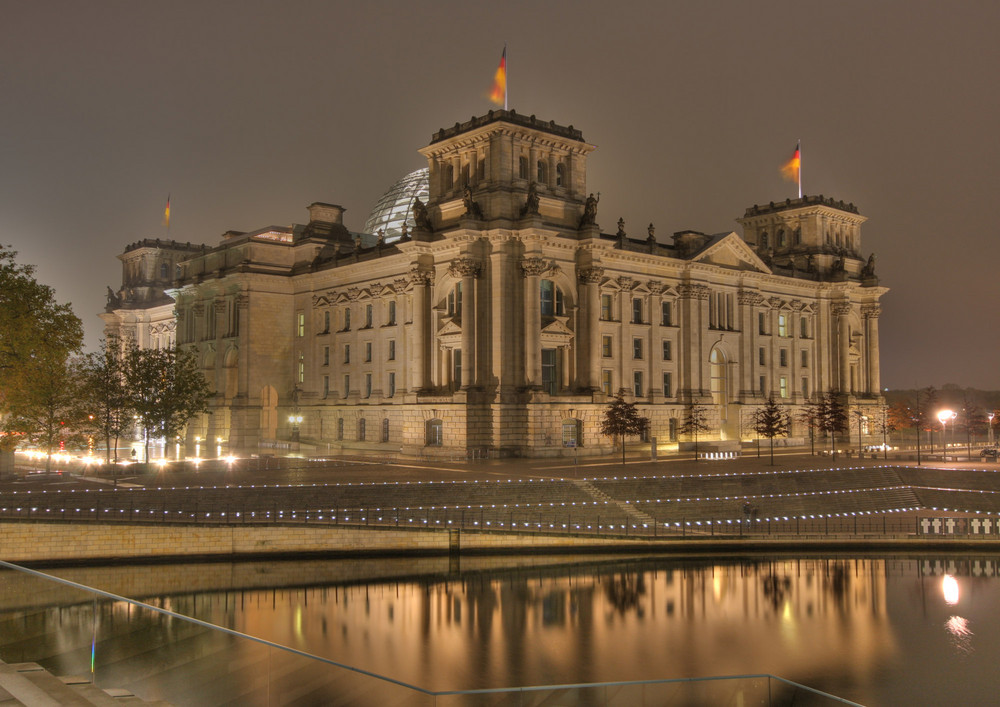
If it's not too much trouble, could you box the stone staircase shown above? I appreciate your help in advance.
[572,479,658,529]
[0,661,171,706]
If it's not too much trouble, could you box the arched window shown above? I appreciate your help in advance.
[760,232,769,248]
[777,229,786,248]
[556,163,565,187]
[537,160,547,184]
[159,262,169,279]
[710,347,728,416]
[426,419,443,446]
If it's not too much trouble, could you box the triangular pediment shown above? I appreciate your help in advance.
[689,232,771,273]
[541,317,574,336]
[437,318,463,336]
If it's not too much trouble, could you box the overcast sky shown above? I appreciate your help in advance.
[3,0,998,389]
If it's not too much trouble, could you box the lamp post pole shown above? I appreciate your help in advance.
[989,412,995,447]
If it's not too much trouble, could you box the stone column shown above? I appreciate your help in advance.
[863,304,881,395]
[521,257,548,388]
[737,290,764,398]
[678,283,710,399]
[408,268,433,392]
[833,302,853,394]
[450,257,482,389]
[578,267,604,391]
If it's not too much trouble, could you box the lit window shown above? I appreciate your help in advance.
[601,294,613,321]
[298,355,304,383]
[779,376,788,398]
[601,370,613,396]
[297,312,305,337]
[778,314,787,337]
[602,335,613,357]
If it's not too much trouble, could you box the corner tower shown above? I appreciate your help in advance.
[417,110,595,231]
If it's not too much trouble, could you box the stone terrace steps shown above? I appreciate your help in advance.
[0,661,171,706]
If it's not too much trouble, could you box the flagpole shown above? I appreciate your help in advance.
[798,140,802,198]
[504,42,508,110]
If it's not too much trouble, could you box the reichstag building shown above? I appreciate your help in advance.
[101,110,886,458]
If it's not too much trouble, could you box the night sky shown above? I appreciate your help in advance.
[3,1,998,389]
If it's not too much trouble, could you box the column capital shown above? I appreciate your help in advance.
[861,304,881,318]
[832,302,853,317]
[449,257,482,279]
[677,283,710,301]
[520,256,550,277]
[408,267,434,286]
[578,266,604,285]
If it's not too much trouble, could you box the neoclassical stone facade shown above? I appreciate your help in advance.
[105,110,887,458]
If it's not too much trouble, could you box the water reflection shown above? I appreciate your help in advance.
[3,555,1000,705]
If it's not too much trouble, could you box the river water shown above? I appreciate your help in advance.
[12,553,1000,705]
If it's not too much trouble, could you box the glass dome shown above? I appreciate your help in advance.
[363,167,429,242]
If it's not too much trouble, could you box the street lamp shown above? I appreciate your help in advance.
[989,412,995,446]
[289,414,303,442]
[937,409,956,454]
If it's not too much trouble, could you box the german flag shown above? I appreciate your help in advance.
[163,194,171,228]
[489,47,506,107]
[781,143,800,183]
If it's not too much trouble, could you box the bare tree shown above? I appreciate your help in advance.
[752,397,791,464]
[600,392,648,466]
[678,402,711,461]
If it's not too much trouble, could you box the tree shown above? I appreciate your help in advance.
[875,402,895,460]
[815,393,848,460]
[78,337,135,466]
[957,393,983,461]
[125,346,212,466]
[2,355,88,471]
[752,397,790,464]
[600,392,648,466]
[678,402,711,461]
[798,398,822,455]
[0,245,82,393]
[0,246,83,468]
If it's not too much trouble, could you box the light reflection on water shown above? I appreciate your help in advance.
[12,554,1000,706]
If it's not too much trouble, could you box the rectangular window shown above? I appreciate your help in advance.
[540,280,555,316]
[297,312,305,337]
[388,301,396,326]
[759,375,766,395]
[801,376,809,397]
[365,342,372,362]
[779,376,788,399]
[453,348,462,387]
[365,373,372,398]
[601,294,613,321]
[662,372,673,397]
[669,418,678,442]
[344,344,350,364]
[758,312,766,335]
[344,374,350,398]
[323,310,330,333]
[365,304,373,328]
[601,369,613,396]
[298,356,305,384]
[388,340,396,360]
[661,300,672,327]
[759,347,766,366]
[779,349,788,367]
[344,308,351,331]
[800,317,808,338]
[632,297,642,324]
[801,349,808,368]
[542,349,557,394]
[388,372,396,398]
[662,340,672,361]
[323,375,329,398]
[778,314,787,337]
[323,346,329,366]
[633,371,643,397]
[633,337,643,360]
[602,335,613,357]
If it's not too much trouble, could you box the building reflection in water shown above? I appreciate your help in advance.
[7,555,1000,705]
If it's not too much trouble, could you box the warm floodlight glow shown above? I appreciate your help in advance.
[937,409,956,425]
[942,574,960,605]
